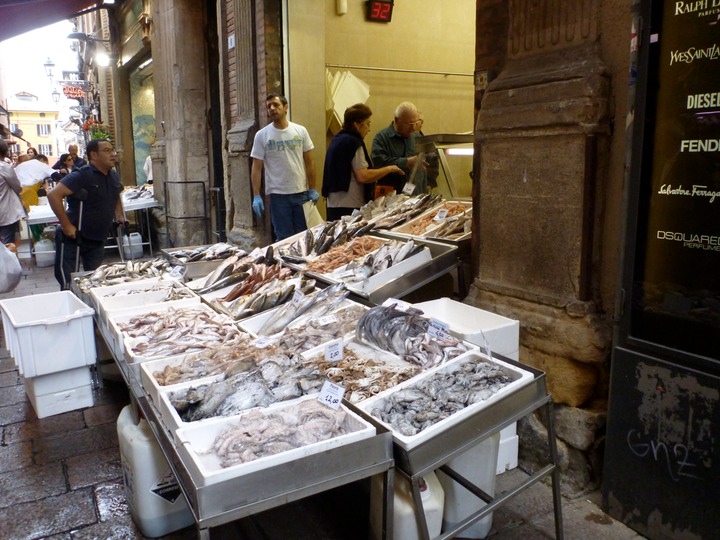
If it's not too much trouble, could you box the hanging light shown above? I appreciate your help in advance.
[51,89,61,103]
[43,57,55,80]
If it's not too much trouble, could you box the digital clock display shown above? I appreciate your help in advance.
[366,0,394,23]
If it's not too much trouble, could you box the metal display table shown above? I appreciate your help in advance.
[97,317,396,539]
[391,356,563,540]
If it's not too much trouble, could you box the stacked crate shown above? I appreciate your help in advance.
[0,291,96,418]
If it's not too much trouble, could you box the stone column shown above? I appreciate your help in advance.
[151,0,211,247]
[222,0,267,248]
[467,0,613,494]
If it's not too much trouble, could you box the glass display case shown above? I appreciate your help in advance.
[415,133,474,199]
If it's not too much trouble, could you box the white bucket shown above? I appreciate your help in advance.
[121,232,143,259]
[437,432,500,538]
[117,405,194,537]
[370,471,444,540]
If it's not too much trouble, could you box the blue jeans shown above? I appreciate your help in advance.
[54,228,105,289]
[269,192,310,241]
[0,222,19,244]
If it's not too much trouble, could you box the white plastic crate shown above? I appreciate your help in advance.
[24,366,94,418]
[0,291,96,378]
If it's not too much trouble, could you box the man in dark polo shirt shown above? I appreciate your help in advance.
[49,138,124,289]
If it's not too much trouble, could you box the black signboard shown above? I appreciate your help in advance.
[630,1,720,362]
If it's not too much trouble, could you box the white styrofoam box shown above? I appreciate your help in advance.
[156,376,227,440]
[413,297,519,359]
[88,276,163,312]
[1,309,21,372]
[412,298,522,473]
[91,278,199,328]
[24,366,94,418]
[34,239,55,268]
[108,304,233,364]
[358,351,534,450]
[330,246,432,295]
[392,200,472,238]
[175,396,376,486]
[0,291,96,378]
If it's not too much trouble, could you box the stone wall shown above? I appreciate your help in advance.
[469,0,629,494]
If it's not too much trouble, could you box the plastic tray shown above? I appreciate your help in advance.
[175,396,376,487]
[357,351,534,450]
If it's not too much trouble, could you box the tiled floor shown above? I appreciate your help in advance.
[0,261,646,539]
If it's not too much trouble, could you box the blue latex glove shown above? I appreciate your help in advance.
[252,195,264,217]
[308,189,320,203]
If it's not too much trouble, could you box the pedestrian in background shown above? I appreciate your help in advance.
[49,138,124,289]
[0,140,25,245]
[250,93,319,241]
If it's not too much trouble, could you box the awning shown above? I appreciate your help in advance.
[0,0,102,43]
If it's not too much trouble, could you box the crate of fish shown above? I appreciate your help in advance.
[157,351,327,440]
[175,396,376,486]
[390,200,472,241]
[140,335,281,405]
[355,302,476,369]
[90,277,199,328]
[301,339,423,404]
[240,300,368,356]
[162,243,248,281]
[356,351,534,450]
[325,239,432,295]
[109,304,245,365]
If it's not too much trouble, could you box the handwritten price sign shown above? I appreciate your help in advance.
[318,380,345,410]
[325,339,344,362]
[428,319,451,340]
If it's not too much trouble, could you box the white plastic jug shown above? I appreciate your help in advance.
[34,238,55,268]
[370,471,445,540]
[121,232,143,259]
[117,405,194,537]
[437,432,500,538]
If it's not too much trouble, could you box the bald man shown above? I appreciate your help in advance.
[52,144,86,172]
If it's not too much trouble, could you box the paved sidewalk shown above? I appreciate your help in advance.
[0,262,646,539]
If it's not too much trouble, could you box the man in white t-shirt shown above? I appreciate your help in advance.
[250,93,318,240]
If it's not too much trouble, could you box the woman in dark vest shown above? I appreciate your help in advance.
[322,103,403,221]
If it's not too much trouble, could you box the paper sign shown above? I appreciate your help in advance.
[317,314,338,326]
[318,380,345,410]
[382,297,412,312]
[291,289,305,308]
[402,182,416,195]
[249,247,264,259]
[325,338,343,362]
[433,209,449,222]
[428,319,451,340]
[251,336,273,348]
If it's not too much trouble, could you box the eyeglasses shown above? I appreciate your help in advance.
[399,119,422,127]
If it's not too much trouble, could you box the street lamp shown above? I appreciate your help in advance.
[43,57,55,80]
[67,32,113,67]
[51,89,61,103]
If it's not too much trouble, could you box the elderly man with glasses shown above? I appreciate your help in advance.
[371,101,427,197]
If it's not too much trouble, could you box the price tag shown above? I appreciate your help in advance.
[325,339,344,362]
[251,336,273,348]
[318,380,345,410]
[249,247,264,259]
[402,182,416,195]
[433,209,449,222]
[428,319,451,340]
[317,314,338,326]
[383,297,412,312]
[291,289,305,307]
